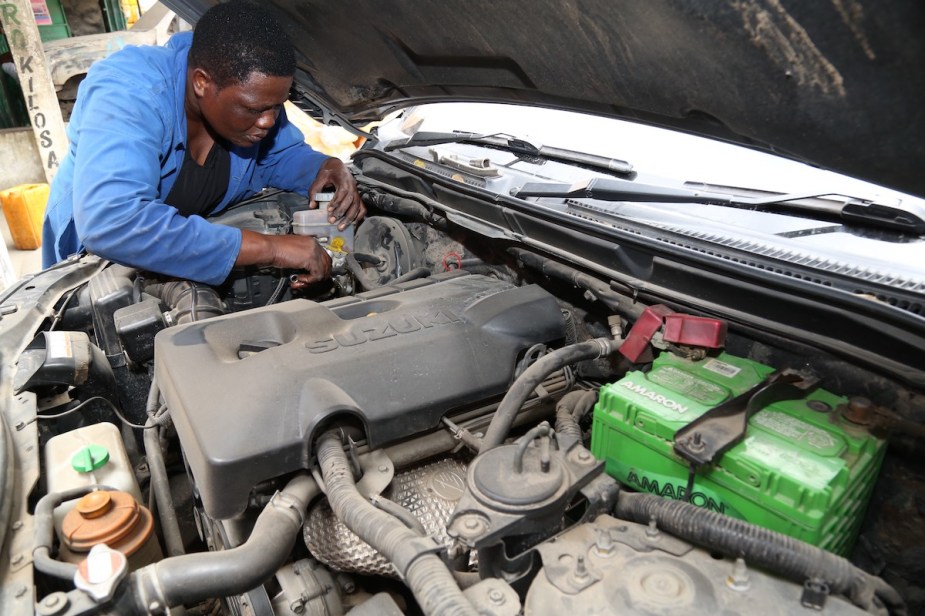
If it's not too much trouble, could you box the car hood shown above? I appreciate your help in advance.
[162,0,925,197]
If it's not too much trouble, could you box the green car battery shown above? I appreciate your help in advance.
[590,351,886,555]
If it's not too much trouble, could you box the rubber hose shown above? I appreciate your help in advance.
[144,419,184,557]
[316,433,477,616]
[371,495,426,536]
[392,267,431,284]
[360,189,437,224]
[481,338,615,450]
[615,491,906,614]
[508,247,640,317]
[136,474,318,608]
[144,377,170,427]
[33,485,115,579]
[352,252,383,265]
[451,570,482,589]
[145,280,225,324]
[354,179,448,230]
[573,389,599,419]
[345,253,378,291]
[347,257,430,291]
[554,390,590,439]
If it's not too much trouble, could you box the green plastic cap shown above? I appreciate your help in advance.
[71,445,110,473]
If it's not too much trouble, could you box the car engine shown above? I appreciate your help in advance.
[7,184,917,616]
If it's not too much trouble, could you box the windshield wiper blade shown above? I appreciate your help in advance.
[513,177,738,204]
[385,132,634,175]
[512,178,925,234]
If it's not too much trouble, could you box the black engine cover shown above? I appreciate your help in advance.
[155,272,565,518]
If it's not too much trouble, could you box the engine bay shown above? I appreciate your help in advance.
[4,177,922,616]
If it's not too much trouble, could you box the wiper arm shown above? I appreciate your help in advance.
[384,131,634,175]
[513,177,737,204]
[512,178,925,234]
[383,131,488,151]
[750,191,925,234]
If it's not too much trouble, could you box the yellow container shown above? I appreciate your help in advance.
[0,183,49,250]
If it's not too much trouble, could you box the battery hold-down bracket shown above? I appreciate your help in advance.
[673,369,819,499]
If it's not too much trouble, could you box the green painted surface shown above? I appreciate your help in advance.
[38,0,73,42]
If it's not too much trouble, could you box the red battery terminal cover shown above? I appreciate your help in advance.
[663,313,727,348]
[619,305,727,362]
[619,305,674,362]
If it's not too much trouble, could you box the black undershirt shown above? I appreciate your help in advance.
[164,141,230,217]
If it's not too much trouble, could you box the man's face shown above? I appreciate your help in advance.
[193,69,293,148]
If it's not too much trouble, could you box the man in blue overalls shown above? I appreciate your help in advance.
[43,1,364,289]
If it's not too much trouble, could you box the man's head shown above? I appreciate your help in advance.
[188,1,296,148]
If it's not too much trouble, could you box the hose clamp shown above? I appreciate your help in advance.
[269,490,308,526]
[593,337,614,358]
[132,564,169,615]
[392,535,447,579]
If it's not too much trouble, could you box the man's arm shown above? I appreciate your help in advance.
[236,231,331,288]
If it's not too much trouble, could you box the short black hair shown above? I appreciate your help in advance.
[189,1,295,87]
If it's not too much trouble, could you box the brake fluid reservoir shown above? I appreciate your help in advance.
[44,422,142,540]
[591,351,886,556]
[292,201,354,253]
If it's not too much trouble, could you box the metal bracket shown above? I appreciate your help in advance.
[673,369,819,467]
[801,578,830,611]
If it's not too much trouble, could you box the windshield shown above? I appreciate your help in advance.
[381,103,922,206]
[371,102,925,283]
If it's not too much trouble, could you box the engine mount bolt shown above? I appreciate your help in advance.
[646,518,659,539]
[577,450,592,463]
[378,465,389,473]
[488,589,506,605]
[290,598,306,614]
[574,555,589,579]
[726,557,751,592]
[37,592,69,616]
[464,518,480,531]
[594,528,616,557]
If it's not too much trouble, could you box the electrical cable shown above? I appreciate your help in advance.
[25,396,155,430]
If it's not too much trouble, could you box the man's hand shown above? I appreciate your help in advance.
[237,231,332,288]
[308,158,365,231]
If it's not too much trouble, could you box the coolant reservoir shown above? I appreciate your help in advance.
[44,422,142,539]
[58,490,161,569]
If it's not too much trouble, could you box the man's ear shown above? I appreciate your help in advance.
[191,67,216,98]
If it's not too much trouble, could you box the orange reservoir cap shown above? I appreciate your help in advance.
[60,490,155,558]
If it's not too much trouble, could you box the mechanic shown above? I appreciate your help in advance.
[41,0,364,289]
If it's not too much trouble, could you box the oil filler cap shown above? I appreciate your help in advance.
[71,445,110,473]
